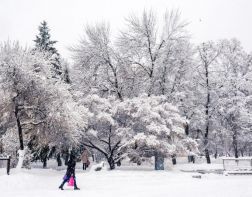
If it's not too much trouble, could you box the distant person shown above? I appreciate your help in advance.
[81,148,90,170]
[59,154,80,190]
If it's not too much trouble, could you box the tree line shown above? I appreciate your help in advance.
[0,10,251,169]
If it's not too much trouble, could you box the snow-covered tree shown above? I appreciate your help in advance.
[34,21,63,78]
[0,42,88,168]
[115,95,197,167]
[117,9,189,96]
[79,94,130,169]
[79,94,197,169]
[187,39,252,159]
[71,23,126,100]
[215,39,252,158]
[193,41,223,163]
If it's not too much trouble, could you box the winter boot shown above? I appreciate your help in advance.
[59,186,64,190]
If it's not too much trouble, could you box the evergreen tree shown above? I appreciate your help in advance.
[34,21,62,77]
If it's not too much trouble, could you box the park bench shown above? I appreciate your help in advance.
[0,155,11,175]
[222,157,252,175]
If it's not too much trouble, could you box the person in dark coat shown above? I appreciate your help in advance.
[59,154,80,190]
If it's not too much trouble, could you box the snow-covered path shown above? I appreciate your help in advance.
[0,168,252,197]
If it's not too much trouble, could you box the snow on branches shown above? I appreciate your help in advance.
[0,42,88,167]
[80,94,197,169]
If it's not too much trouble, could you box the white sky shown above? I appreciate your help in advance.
[0,0,252,59]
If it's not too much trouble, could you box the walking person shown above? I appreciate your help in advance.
[59,154,80,190]
[81,148,90,170]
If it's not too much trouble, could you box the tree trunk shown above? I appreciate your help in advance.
[185,123,189,135]
[107,157,115,170]
[16,149,25,170]
[154,153,164,170]
[14,103,24,150]
[64,151,69,165]
[160,66,167,95]
[233,131,238,158]
[107,61,123,101]
[172,156,177,165]
[57,153,62,166]
[204,121,211,163]
[205,149,211,164]
[0,139,3,154]
[13,99,26,170]
[43,158,47,168]
[204,64,211,164]
[214,151,217,159]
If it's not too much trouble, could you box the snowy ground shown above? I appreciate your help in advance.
[1,160,252,197]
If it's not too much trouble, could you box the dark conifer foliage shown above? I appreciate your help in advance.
[34,21,62,77]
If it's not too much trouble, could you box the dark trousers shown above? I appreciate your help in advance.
[83,163,87,170]
[59,176,78,189]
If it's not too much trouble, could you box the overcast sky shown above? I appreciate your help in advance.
[0,0,251,59]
